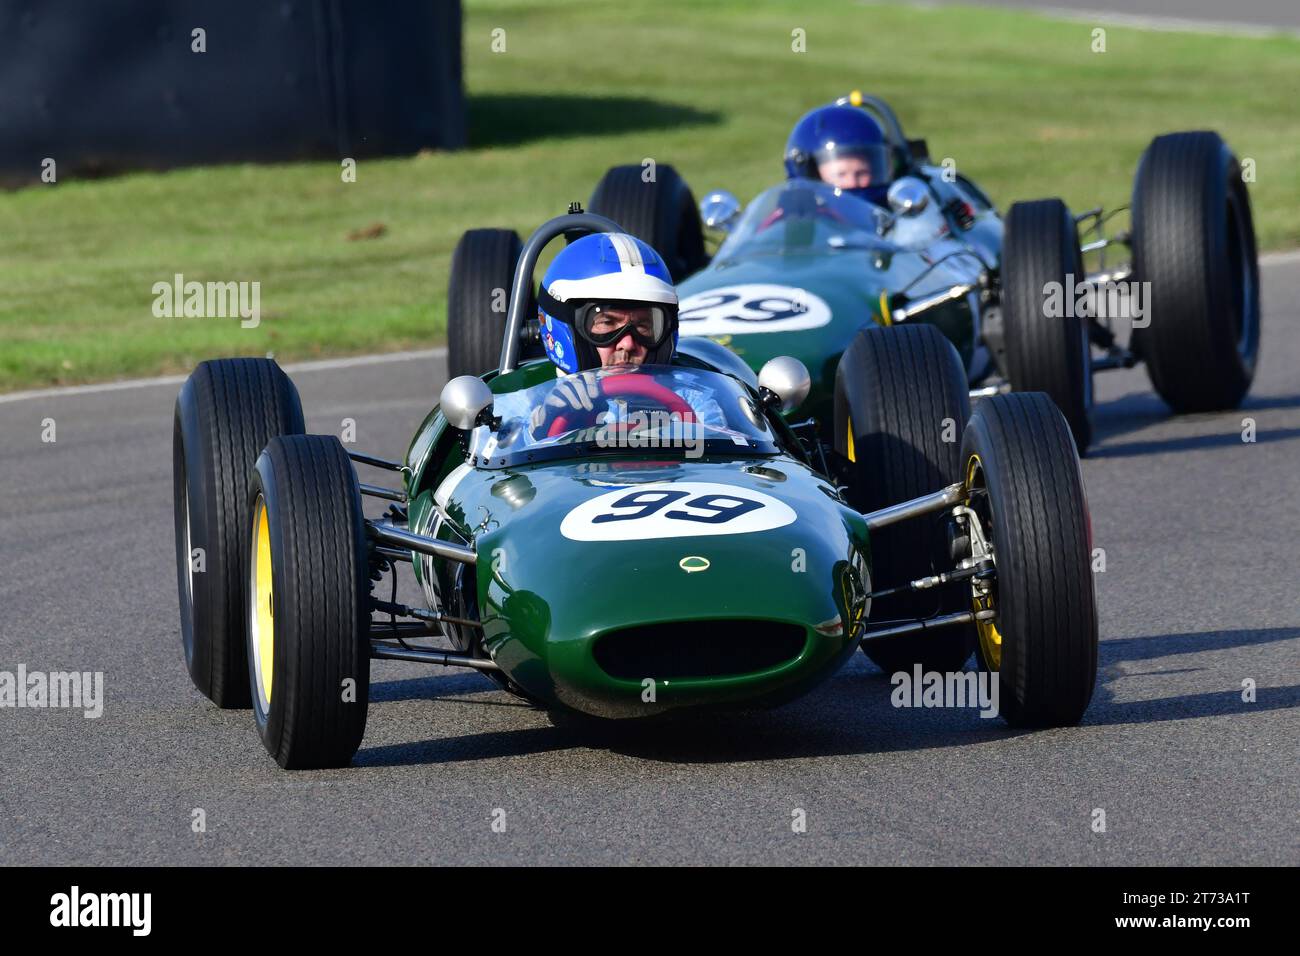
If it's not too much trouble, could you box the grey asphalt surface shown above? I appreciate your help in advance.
[1,251,1297,866]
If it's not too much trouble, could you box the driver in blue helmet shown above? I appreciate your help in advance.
[530,231,726,437]
[784,103,896,206]
[537,232,679,374]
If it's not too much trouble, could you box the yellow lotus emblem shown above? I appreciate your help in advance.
[679,556,710,573]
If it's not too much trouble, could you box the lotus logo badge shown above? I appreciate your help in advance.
[679,556,710,573]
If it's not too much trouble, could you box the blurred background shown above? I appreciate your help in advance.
[1,0,1296,391]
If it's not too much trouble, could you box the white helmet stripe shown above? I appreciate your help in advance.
[547,271,678,304]
[608,233,646,273]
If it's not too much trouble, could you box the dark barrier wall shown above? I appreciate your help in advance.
[0,0,464,186]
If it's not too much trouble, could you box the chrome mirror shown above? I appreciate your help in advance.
[699,190,742,232]
[439,376,494,431]
[887,177,931,217]
[758,356,811,413]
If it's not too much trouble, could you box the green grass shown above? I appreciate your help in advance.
[3,0,1297,391]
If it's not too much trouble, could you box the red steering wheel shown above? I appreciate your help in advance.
[546,374,697,438]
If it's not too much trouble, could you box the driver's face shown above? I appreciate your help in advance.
[594,308,652,366]
[818,155,872,190]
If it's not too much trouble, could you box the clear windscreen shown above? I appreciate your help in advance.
[467,364,780,468]
[714,179,897,260]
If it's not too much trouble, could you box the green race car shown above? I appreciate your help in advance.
[573,92,1261,455]
[175,210,1097,769]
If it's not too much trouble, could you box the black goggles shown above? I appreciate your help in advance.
[538,290,675,348]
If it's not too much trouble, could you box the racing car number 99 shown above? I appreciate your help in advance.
[560,481,796,541]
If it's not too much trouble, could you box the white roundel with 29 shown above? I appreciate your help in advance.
[678,283,832,336]
[560,481,796,541]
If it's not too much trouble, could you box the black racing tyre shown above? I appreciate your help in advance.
[248,435,369,769]
[961,393,1097,727]
[588,163,708,281]
[1132,131,1260,412]
[447,228,535,380]
[833,324,974,674]
[1002,198,1093,453]
[173,358,305,708]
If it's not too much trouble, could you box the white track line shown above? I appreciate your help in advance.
[4,251,1299,405]
[0,347,447,405]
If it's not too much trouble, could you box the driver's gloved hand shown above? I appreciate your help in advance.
[529,375,602,432]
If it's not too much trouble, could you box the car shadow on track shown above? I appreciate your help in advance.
[354,660,1033,767]
[1089,625,1300,725]
[1085,684,1300,726]
[354,626,1300,767]
[370,672,504,702]
[1088,390,1300,458]
[1090,425,1300,459]
[1100,625,1299,663]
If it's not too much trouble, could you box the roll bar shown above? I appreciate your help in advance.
[833,90,915,168]
[498,211,624,375]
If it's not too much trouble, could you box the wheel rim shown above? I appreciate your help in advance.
[965,455,1002,671]
[249,494,274,711]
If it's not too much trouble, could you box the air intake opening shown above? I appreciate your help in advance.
[593,620,807,680]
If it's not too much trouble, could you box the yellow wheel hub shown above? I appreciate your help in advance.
[965,454,1002,672]
[251,495,274,708]
[974,595,1002,672]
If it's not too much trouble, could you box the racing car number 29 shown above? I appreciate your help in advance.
[678,284,832,336]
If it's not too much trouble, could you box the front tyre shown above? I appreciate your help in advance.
[960,393,1097,727]
[248,435,370,769]
[834,324,974,674]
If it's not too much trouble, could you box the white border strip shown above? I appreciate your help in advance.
[0,347,447,405]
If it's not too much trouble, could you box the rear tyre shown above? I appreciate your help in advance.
[1002,198,1093,453]
[447,228,535,380]
[248,435,370,769]
[961,393,1097,727]
[588,164,708,281]
[1132,131,1260,412]
[173,358,305,708]
[833,324,974,674]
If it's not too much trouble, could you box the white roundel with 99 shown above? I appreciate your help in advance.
[678,284,832,336]
[560,481,796,541]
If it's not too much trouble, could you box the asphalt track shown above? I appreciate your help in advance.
[1,247,1296,866]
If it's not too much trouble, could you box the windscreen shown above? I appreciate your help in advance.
[466,365,780,468]
[714,179,896,260]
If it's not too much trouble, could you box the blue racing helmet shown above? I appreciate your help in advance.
[537,233,679,374]
[784,104,895,206]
